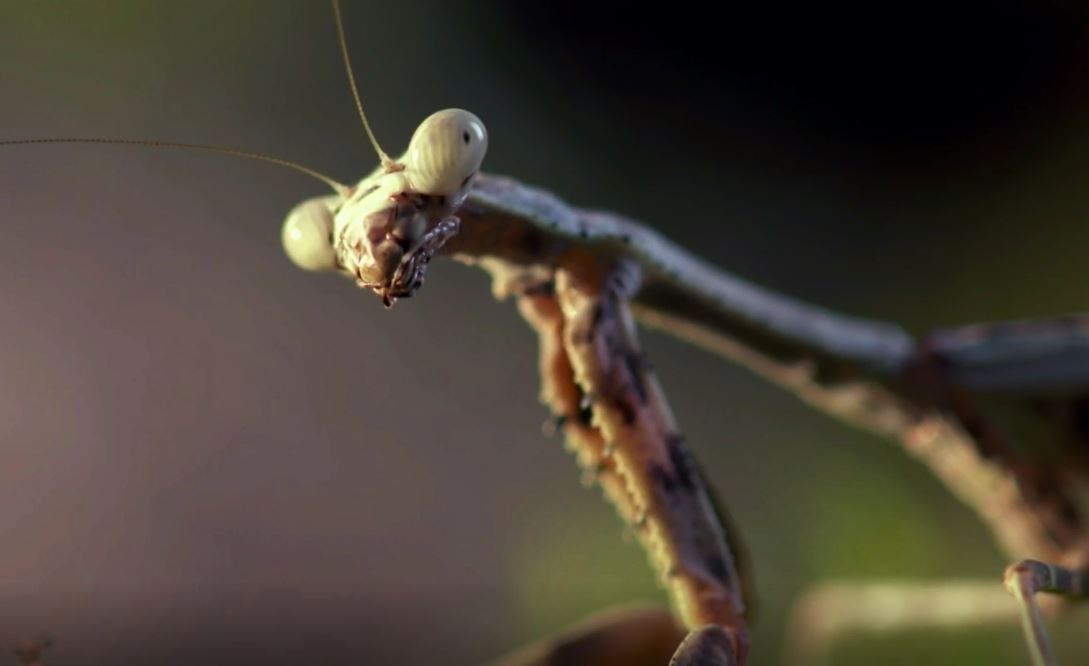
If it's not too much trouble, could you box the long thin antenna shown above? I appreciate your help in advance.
[0,138,348,195]
[331,0,398,171]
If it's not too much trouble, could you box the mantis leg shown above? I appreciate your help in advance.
[384,215,460,304]
[516,280,643,526]
[513,266,748,665]
[488,605,684,666]
[782,579,1028,666]
[544,260,748,664]
[1004,559,1089,666]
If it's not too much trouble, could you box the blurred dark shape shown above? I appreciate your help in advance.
[506,1,1089,167]
[12,635,52,666]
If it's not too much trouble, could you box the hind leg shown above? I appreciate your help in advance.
[1004,559,1089,666]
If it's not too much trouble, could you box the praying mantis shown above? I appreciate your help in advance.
[4,2,1089,665]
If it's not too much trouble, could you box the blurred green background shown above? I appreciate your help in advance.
[2,1,1089,664]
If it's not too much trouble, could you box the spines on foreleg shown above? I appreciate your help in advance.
[553,260,750,660]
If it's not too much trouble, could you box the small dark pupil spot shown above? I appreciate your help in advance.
[462,131,471,144]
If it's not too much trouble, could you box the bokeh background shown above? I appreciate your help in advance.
[3,1,1089,664]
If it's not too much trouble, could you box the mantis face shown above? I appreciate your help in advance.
[335,172,425,291]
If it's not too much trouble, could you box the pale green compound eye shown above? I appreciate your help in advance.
[282,195,339,271]
[404,108,488,197]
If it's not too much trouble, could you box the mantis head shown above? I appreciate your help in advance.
[281,176,419,283]
[282,108,486,306]
[279,5,486,306]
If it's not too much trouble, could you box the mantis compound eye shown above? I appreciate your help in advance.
[282,195,339,271]
[404,108,488,198]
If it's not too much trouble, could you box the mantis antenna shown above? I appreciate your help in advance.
[0,137,349,195]
[330,0,398,171]
[1,2,396,193]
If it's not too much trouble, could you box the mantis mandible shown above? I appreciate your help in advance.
[5,2,1089,665]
